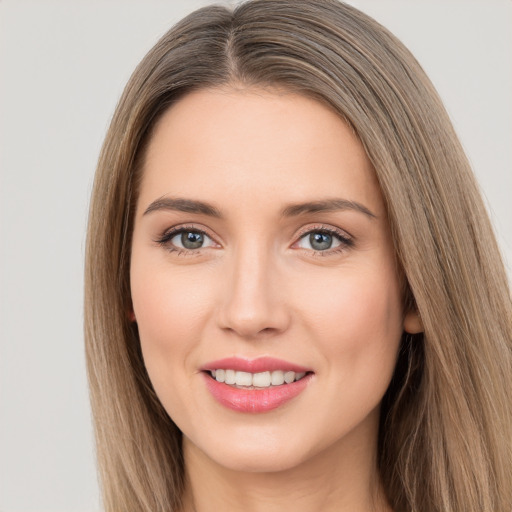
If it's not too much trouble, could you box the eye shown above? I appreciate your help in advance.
[295,228,353,253]
[172,231,210,249]
[157,227,217,252]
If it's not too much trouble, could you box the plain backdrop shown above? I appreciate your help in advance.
[0,1,510,511]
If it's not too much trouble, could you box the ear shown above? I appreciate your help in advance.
[127,309,137,323]
[403,309,423,334]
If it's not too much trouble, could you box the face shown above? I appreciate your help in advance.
[130,87,420,473]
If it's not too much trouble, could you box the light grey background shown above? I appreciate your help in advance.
[0,1,510,511]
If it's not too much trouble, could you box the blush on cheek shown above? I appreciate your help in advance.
[133,268,199,329]
[308,276,402,359]
[132,268,215,374]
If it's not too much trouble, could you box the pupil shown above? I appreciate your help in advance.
[310,232,332,251]
[181,231,203,249]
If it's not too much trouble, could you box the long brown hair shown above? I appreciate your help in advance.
[84,1,512,510]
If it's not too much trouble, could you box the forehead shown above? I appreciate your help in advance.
[138,87,384,216]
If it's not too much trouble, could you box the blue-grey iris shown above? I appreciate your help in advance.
[310,232,332,250]
[182,232,204,249]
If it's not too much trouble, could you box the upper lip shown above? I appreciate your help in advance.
[202,356,311,374]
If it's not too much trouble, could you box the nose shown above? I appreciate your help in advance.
[216,243,291,339]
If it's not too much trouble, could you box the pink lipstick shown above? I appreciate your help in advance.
[201,357,313,413]
[203,356,310,374]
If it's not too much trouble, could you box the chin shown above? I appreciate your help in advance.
[184,423,323,475]
[211,447,308,474]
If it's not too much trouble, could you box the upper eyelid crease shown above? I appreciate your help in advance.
[156,224,352,245]
[156,225,214,242]
[296,223,352,238]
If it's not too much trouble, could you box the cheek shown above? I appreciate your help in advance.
[130,262,217,393]
[132,262,213,336]
[296,265,404,376]
[129,263,219,431]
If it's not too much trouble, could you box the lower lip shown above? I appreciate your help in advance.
[203,372,312,413]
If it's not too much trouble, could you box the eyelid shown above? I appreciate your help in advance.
[154,222,353,255]
[154,223,221,250]
[292,223,354,253]
[294,223,353,242]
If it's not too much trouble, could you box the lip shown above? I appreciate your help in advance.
[201,357,313,413]
[202,372,313,413]
[202,356,311,374]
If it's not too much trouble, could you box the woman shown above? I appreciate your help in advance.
[84,1,512,511]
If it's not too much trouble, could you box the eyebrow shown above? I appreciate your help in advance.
[281,199,377,219]
[143,196,376,220]
[143,197,222,218]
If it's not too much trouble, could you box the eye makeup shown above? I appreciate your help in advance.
[154,221,354,257]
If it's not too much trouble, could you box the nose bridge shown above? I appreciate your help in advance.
[218,238,288,337]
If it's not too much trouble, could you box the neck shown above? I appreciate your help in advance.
[180,410,392,512]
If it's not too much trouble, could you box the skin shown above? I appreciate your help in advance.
[130,87,422,512]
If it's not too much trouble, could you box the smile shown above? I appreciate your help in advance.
[202,357,313,413]
[209,369,307,388]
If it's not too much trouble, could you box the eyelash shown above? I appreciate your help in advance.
[294,224,354,257]
[154,224,216,256]
[155,224,354,256]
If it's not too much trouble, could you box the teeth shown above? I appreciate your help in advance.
[271,370,285,385]
[284,371,295,384]
[252,371,271,387]
[225,369,236,385]
[211,369,308,388]
[235,371,253,386]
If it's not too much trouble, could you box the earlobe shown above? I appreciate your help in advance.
[127,309,137,323]
[403,310,423,334]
